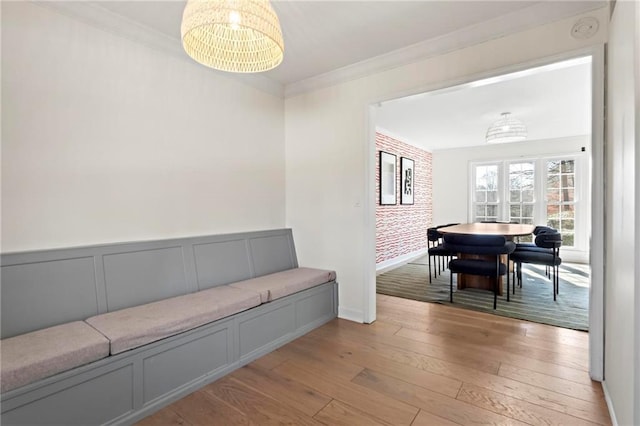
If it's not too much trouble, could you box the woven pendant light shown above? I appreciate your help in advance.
[181,0,284,73]
[486,112,528,144]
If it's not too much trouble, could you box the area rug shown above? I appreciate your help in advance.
[376,255,589,331]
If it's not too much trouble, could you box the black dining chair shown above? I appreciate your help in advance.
[427,227,451,283]
[427,224,460,283]
[511,225,557,284]
[514,225,557,251]
[510,231,562,300]
[443,233,516,309]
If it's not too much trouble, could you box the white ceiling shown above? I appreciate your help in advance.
[376,57,592,151]
[92,1,536,84]
[68,1,600,151]
[90,0,605,89]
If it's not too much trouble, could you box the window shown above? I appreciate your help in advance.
[472,164,499,222]
[546,159,576,246]
[470,156,582,248]
[508,162,535,225]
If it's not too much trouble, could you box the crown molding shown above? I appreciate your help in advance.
[284,1,607,98]
[32,1,285,98]
[31,1,605,100]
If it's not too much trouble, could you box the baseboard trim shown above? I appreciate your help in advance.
[376,249,428,275]
[601,380,619,426]
[338,306,364,323]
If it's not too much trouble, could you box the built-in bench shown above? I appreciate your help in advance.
[0,229,338,425]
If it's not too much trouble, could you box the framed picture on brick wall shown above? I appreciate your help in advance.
[401,157,414,205]
[379,151,397,205]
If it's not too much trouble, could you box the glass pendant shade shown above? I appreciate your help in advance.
[486,112,528,144]
[181,0,284,73]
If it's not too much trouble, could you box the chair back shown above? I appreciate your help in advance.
[443,234,514,255]
[534,231,562,249]
[427,227,442,242]
[533,225,557,235]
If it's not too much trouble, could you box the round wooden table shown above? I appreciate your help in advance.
[437,222,535,295]
[437,222,535,237]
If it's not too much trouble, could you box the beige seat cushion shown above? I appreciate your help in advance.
[1,321,110,393]
[230,267,336,303]
[86,286,261,355]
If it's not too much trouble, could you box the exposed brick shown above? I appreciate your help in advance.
[376,132,433,264]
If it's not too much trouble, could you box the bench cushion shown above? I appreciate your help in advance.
[1,321,110,393]
[229,267,337,303]
[86,286,261,355]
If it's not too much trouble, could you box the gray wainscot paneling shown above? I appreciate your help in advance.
[2,363,135,425]
[193,239,252,290]
[102,246,188,311]
[0,230,337,425]
[249,234,297,276]
[1,256,99,338]
[142,319,233,404]
[238,299,296,360]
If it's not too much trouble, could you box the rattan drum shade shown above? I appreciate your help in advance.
[181,0,284,73]
[485,112,528,144]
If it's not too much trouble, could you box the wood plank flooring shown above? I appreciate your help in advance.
[137,295,610,425]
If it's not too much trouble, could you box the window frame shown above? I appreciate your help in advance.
[468,153,587,250]
[469,162,503,223]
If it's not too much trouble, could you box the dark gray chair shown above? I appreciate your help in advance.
[427,227,452,283]
[514,225,557,252]
[510,231,562,300]
[443,234,516,309]
[511,225,557,283]
[427,224,460,283]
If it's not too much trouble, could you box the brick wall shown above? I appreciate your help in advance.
[376,132,433,264]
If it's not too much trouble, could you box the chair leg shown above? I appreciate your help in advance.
[553,266,557,301]
[428,255,432,284]
[449,270,454,303]
[511,259,515,295]
[506,255,510,302]
[493,257,498,309]
[553,264,560,297]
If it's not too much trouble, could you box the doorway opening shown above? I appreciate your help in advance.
[367,48,605,378]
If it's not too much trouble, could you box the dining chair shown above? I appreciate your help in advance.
[510,231,562,300]
[515,225,557,251]
[511,225,557,284]
[442,233,516,309]
[427,227,450,283]
[427,224,460,283]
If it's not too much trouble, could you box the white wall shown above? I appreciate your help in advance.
[604,1,638,424]
[1,2,285,252]
[432,135,590,262]
[285,8,608,323]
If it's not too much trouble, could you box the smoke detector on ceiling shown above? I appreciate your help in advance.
[571,17,600,39]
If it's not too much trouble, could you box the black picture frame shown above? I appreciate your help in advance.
[379,151,397,205]
[401,157,415,205]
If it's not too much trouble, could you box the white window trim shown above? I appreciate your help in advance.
[468,152,588,261]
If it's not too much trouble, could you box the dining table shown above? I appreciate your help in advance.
[437,222,535,295]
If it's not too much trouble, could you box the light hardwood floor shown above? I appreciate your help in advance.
[137,294,610,425]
